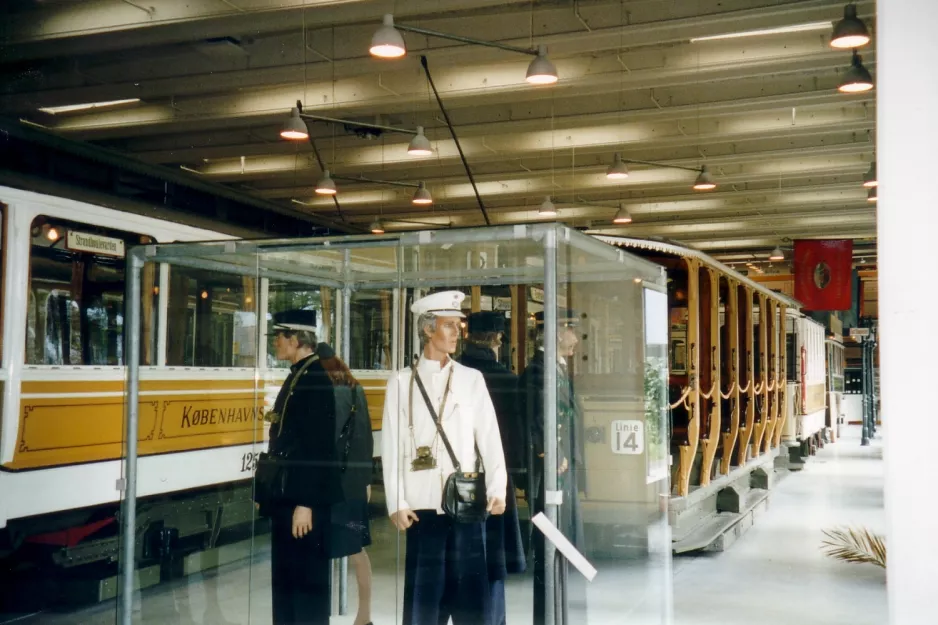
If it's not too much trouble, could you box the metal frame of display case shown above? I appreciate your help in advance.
[118,224,666,625]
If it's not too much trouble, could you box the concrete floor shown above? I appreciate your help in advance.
[9,426,885,625]
[672,425,887,625]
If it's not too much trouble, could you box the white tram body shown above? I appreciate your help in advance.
[0,186,392,550]
[781,310,828,446]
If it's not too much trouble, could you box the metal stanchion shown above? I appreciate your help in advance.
[543,229,559,625]
[118,251,143,625]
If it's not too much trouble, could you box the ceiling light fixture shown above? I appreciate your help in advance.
[769,246,785,261]
[280,103,428,158]
[690,21,832,43]
[539,196,558,217]
[38,98,141,115]
[830,4,871,49]
[369,14,407,58]
[408,126,433,155]
[314,170,337,195]
[693,165,717,191]
[606,153,630,179]
[369,14,558,85]
[280,107,309,140]
[612,204,633,224]
[838,50,874,93]
[370,218,386,234]
[412,182,433,205]
[525,45,559,85]
[868,187,877,202]
[863,161,877,188]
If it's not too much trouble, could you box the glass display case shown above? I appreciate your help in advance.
[116,224,671,624]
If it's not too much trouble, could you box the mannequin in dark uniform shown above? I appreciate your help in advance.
[458,311,526,625]
[518,310,586,625]
[263,310,342,625]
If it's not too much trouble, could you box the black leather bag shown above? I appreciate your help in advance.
[412,367,488,524]
[253,449,290,507]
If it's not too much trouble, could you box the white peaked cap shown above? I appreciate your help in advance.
[411,290,466,318]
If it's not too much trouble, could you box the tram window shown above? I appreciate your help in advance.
[25,216,156,366]
[349,290,393,370]
[266,283,334,368]
[165,267,256,367]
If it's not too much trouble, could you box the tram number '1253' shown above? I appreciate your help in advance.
[611,420,644,455]
[241,452,260,473]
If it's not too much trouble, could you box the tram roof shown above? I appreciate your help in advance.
[593,234,801,309]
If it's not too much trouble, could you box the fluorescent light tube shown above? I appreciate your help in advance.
[690,22,832,43]
[38,98,141,115]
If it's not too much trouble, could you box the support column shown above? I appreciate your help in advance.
[880,3,938,621]
[737,287,755,466]
[773,304,789,448]
[720,279,740,475]
[751,294,769,456]
[699,268,721,484]
[676,258,701,497]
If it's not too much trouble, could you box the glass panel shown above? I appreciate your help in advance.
[119,259,262,624]
[551,237,671,623]
[116,225,671,625]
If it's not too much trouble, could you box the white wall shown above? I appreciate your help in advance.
[879,2,938,622]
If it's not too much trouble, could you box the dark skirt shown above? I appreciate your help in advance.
[327,499,372,558]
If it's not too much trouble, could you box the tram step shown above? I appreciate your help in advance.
[180,533,270,577]
[61,563,161,604]
[671,488,771,554]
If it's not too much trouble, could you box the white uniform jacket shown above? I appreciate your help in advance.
[381,356,507,517]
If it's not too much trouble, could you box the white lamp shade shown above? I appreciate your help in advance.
[315,170,337,195]
[280,107,309,140]
[370,14,406,58]
[408,126,433,155]
[526,46,558,85]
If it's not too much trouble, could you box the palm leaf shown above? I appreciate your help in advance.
[820,526,886,569]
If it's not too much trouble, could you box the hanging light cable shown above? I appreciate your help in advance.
[838,50,874,93]
[830,4,870,49]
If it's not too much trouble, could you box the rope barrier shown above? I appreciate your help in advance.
[669,387,692,409]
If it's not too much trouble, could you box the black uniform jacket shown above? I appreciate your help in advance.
[334,383,374,502]
[518,350,585,478]
[458,343,524,472]
[267,354,343,510]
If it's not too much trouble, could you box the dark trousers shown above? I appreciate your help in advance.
[403,510,491,625]
[270,507,331,625]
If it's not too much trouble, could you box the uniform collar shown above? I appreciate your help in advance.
[290,352,318,373]
[537,346,567,366]
[417,354,454,375]
[462,343,496,362]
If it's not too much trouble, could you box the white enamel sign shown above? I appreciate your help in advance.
[66,231,126,257]
[611,420,644,455]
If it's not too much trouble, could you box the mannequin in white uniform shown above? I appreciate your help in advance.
[381,290,507,625]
